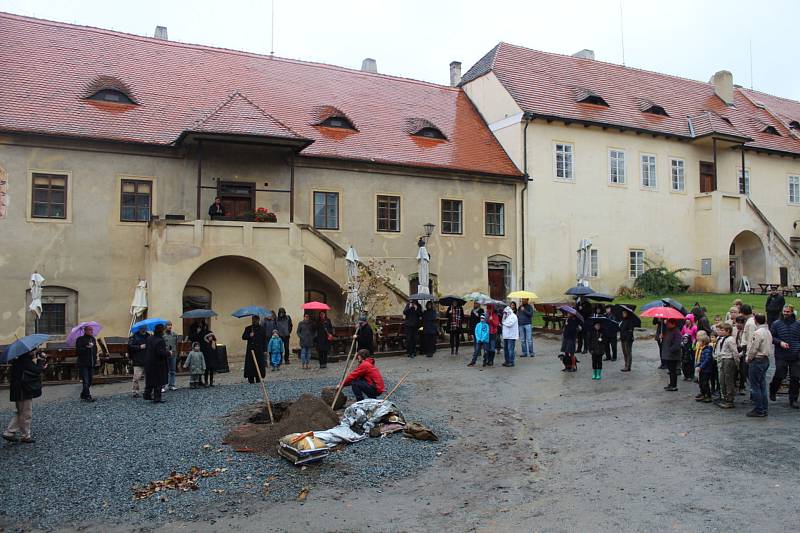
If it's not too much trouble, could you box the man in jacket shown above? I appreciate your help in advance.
[144,324,170,403]
[517,298,535,358]
[769,305,800,409]
[75,326,98,402]
[619,309,635,372]
[3,350,46,444]
[163,321,179,392]
[661,319,682,391]
[275,308,293,365]
[355,313,374,356]
[128,327,149,398]
[765,290,786,327]
[296,313,316,369]
[403,302,422,358]
[714,322,739,408]
[602,306,618,361]
[746,314,773,417]
[341,349,385,401]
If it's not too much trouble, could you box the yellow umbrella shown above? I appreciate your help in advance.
[507,290,538,299]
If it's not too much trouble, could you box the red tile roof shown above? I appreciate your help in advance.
[0,13,521,178]
[463,42,800,156]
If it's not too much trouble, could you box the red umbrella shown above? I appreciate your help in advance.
[302,301,331,311]
[640,306,684,320]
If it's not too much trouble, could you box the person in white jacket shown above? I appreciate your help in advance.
[502,306,519,367]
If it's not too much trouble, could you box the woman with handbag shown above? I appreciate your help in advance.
[3,349,46,444]
[316,311,334,369]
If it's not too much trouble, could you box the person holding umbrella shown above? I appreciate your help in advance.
[163,321,180,392]
[421,301,439,357]
[445,301,464,355]
[2,337,48,443]
[485,304,501,366]
[501,306,519,367]
[403,301,422,358]
[128,325,149,397]
[561,311,579,372]
[316,310,334,369]
[661,319,683,391]
[517,298,535,358]
[242,315,267,384]
[144,324,170,403]
[619,308,636,372]
[602,305,619,361]
[75,325,98,402]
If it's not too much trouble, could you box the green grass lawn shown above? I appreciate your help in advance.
[532,292,799,328]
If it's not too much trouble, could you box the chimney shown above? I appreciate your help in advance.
[572,49,595,60]
[710,70,734,106]
[449,61,462,87]
[154,26,168,40]
[361,58,378,74]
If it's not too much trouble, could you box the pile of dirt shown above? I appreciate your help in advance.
[225,394,341,456]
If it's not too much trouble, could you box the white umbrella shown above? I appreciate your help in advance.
[416,245,431,295]
[345,246,362,319]
[29,273,45,333]
[130,280,148,330]
[576,239,592,286]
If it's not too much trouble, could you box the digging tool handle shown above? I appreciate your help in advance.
[251,351,274,424]
[381,370,411,404]
[331,337,358,409]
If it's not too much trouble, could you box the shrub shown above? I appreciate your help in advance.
[633,263,692,295]
[617,286,645,299]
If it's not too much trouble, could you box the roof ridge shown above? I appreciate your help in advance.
[0,11,460,93]
[740,87,800,108]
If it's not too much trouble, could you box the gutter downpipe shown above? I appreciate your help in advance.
[521,112,533,290]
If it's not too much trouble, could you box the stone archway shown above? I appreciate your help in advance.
[183,255,281,356]
[729,231,766,292]
[304,266,346,324]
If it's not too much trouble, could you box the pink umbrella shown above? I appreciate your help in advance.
[66,321,103,347]
[302,301,331,311]
[640,307,684,320]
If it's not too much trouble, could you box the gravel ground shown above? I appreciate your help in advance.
[0,377,445,532]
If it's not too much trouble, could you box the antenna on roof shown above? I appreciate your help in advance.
[749,39,754,90]
[270,0,275,55]
[619,0,626,66]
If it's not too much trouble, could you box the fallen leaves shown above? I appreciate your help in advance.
[132,467,226,501]
[297,486,310,502]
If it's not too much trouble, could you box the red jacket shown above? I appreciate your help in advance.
[486,309,500,335]
[342,357,385,394]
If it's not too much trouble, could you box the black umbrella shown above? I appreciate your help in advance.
[438,295,467,306]
[588,315,620,332]
[180,309,218,319]
[612,304,641,327]
[409,293,436,301]
[586,292,615,302]
[565,285,594,296]
[662,298,688,315]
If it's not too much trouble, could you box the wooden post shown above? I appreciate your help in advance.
[250,351,274,424]
[331,337,358,409]
[381,370,411,404]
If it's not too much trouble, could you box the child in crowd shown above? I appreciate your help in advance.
[468,315,490,367]
[183,342,206,389]
[694,331,714,402]
[560,314,579,372]
[589,321,605,380]
[268,329,284,371]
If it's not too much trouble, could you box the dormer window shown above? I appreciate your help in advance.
[762,125,781,136]
[87,89,135,105]
[575,88,608,107]
[720,116,733,125]
[789,120,800,130]
[643,104,668,116]
[320,116,356,130]
[413,127,446,140]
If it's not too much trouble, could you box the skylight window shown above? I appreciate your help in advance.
[319,116,356,130]
[762,125,781,136]
[643,104,668,116]
[87,89,135,105]
[413,127,446,140]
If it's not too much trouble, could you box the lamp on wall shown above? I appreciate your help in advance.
[418,223,435,247]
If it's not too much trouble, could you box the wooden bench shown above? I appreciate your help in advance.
[534,303,566,331]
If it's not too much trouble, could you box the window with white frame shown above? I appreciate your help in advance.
[589,249,599,277]
[670,159,685,192]
[554,143,574,180]
[629,250,645,278]
[484,202,505,236]
[738,168,750,196]
[441,199,463,234]
[701,258,712,276]
[608,150,625,184]
[641,154,657,188]
[790,176,800,204]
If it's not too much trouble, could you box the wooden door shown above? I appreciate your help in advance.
[488,268,506,301]
[700,162,716,193]
[218,182,254,220]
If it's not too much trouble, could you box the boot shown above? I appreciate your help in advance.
[592,369,598,380]
[597,369,602,380]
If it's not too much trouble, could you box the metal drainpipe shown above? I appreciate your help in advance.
[520,114,532,290]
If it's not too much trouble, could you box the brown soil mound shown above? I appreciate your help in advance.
[225,394,341,456]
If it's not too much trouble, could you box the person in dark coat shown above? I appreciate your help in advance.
[316,311,333,369]
[75,325,98,402]
[403,301,422,358]
[560,314,579,372]
[602,305,618,361]
[275,308,293,364]
[242,316,267,384]
[691,305,712,335]
[766,290,786,327]
[188,320,206,344]
[128,327,149,397]
[355,313,374,356]
[421,301,439,357]
[661,319,682,391]
[769,305,800,408]
[619,310,636,372]
[208,197,226,220]
[201,329,219,387]
[3,350,46,443]
[144,324,170,403]
[576,298,593,353]
[588,321,605,380]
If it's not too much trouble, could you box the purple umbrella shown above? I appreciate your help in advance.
[66,321,103,347]
[558,305,584,322]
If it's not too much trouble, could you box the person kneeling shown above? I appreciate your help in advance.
[341,349,385,401]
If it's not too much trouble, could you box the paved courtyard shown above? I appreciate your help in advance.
[1,335,798,532]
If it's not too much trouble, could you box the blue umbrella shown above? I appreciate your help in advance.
[130,318,169,332]
[231,306,273,319]
[565,285,594,296]
[640,300,664,312]
[180,309,218,319]
[1,334,50,363]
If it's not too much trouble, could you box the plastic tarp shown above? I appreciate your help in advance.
[314,399,404,446]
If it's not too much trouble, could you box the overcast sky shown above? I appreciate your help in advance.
[2,0,798,100]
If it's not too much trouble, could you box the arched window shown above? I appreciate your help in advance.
[413,127,447,140]
[305,290,327,303]
[319,116,356,130]
[87,89,135,105]
[26,286,78,336]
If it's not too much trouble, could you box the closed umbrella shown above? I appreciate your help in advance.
[344,246,362,319]
[129,280,148,331]
[66,321,103,347]
[576,239,592,285]
[416,245,430,295]
[180,309,218,319]
[1,334,50,364]
[29,272,44,333]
